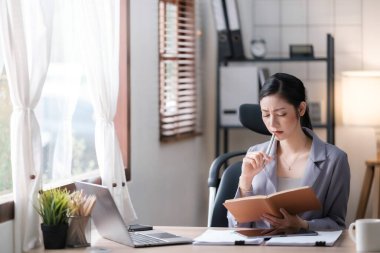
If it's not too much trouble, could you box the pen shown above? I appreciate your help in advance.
[265,134,275,156]
[262,134,275,177]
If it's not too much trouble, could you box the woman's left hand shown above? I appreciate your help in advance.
[261,208,308,234]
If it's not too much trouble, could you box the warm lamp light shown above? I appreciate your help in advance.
[341,71,380,159]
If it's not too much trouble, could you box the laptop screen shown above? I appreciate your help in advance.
[75,181,134,246]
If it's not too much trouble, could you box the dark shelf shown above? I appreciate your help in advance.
[215,34,335,157]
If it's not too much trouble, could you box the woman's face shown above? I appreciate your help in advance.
[260,94,304,140]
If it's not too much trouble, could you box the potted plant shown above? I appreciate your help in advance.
[36,188,70,249]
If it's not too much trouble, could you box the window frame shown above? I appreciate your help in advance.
[0,201,13,223]
[115,0,131,181]
[159,0,198,142]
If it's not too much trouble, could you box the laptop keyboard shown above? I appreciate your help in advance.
[130,232,165,245]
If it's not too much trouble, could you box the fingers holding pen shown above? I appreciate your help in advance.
[239,151,273,196]
[245,151,271,165]
[242,151,272,174]
[242,134,275,177]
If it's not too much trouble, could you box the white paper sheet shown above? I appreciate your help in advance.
[193,229,263,245]
[265,230,343,246]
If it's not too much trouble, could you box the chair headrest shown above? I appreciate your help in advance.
[239,104,271,135]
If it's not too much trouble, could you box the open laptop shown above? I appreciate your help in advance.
[75,181,193,247]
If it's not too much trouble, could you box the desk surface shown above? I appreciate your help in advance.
[30,226,356,252]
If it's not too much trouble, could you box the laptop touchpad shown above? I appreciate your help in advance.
[149,233,179,239]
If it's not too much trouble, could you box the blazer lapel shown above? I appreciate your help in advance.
[302,128,327,187]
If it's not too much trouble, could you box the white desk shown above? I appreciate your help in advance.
[30,226,356,252]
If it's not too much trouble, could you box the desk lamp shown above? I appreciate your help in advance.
[341,71,380,160]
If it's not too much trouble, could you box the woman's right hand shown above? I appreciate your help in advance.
[239,151,271,194]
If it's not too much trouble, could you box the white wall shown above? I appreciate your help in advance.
[0,221,14,252]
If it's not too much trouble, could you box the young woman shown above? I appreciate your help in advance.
[227,73,350,233]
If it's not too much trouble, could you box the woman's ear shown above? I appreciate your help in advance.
[299,101,307,116]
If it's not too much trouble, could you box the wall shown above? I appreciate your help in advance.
[0,221,14,252]
[126,0,214,226]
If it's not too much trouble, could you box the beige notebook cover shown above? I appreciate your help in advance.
[224,186,321,223]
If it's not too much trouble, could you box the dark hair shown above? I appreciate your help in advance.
[259,73,313,130]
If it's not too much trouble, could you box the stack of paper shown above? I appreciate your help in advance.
[193,229,263,245]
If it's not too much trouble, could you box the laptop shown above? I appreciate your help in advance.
[75,181,193,247]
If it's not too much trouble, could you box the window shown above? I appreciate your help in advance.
[34,3,99,184]
[0,1,131,223]
[159,0,198,142]
[35,63,98,184]
[0,66,12,196]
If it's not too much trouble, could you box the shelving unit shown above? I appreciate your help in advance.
[215,34,334,157]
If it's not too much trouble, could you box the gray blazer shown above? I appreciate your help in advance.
[227,128,350,231]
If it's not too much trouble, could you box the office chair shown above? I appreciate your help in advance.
[207,104,271,227]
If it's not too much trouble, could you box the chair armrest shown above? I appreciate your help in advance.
[208,151,246,188]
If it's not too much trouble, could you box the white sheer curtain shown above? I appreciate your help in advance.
[77,0,137,223]
[49,0,82,180]
[0,50,3,73]
[0,26,3,72]
[51,64,80,180]
[0,0,54,252]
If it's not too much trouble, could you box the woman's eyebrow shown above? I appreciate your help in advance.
[261,107,287,112]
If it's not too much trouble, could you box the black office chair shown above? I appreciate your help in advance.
[207,104,271,227]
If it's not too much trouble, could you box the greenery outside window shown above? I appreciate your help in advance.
[0,67,12,196]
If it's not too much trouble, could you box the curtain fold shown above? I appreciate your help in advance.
[0,0,54,252]
[77,0,137,223]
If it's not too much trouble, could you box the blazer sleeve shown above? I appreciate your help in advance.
[307,152,350,231]
[227,144,270,228]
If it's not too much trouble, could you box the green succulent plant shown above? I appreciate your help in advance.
[36,188,70,225]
